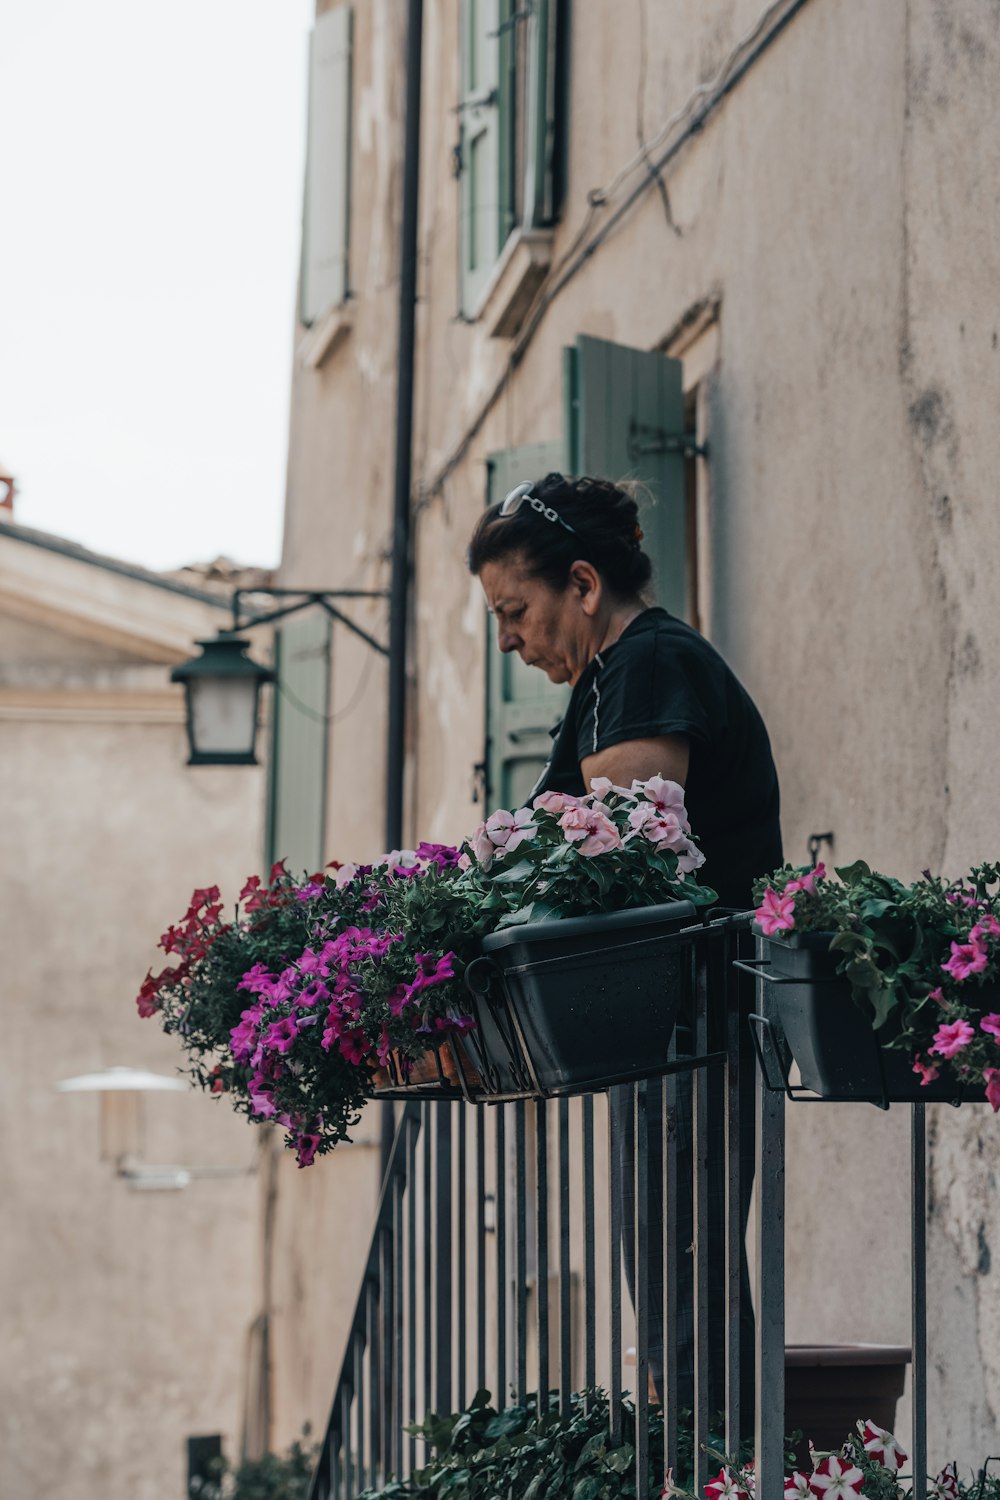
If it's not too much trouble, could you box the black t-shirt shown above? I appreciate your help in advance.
[533,608,782,910]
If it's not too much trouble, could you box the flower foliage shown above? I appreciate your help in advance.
[752,859,1000,1106]
[139,779,713,1166]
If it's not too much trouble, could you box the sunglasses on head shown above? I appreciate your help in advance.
[499,480,578,536]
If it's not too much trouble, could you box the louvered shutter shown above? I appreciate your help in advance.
[301,5,352,326]
[484,441,570,809]
[459,0,502,314]
[563,335,688,619]
[522,0,558,227]
[267,615,331,875]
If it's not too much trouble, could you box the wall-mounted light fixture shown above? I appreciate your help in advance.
[171,588,389,768]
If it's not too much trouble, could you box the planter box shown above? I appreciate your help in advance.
[462,900,697,1100]
[756,930,975,1105]
[785,1344,910,1466]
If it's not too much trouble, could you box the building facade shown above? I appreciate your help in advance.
[263,0,1000,1465]
[0,518,266,1498]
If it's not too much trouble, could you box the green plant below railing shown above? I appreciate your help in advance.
[189,1432,319,1500]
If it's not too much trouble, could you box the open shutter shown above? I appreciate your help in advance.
[301,5,352,325]
[484,441,570,809]
[522,0,558,227]
[563,335,688,620]
[267,615,331,875]
[459,0,501,314]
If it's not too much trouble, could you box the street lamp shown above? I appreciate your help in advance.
[170,635,275,767]
[171,589,389,769]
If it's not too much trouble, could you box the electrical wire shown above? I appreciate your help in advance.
[276,653,375,727]
[415,0,814,508]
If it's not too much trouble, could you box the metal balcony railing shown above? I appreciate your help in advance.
[306,919,934,1500]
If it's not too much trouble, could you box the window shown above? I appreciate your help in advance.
[267,614,331,874]
[300,4,353,326]
[458,0,562,317]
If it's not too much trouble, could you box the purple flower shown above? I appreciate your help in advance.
[416,842,463,870]
[263,1016,299,1054]
[295,1132,322,1168]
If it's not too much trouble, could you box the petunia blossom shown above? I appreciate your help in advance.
[755,887,796,936]
[929,1464,960,1500]
[984,1067,1000,1112]
[929,1018,975,1059]
[980,1013,1000,1040]
[942,938,988,982]
[808,1453,865,1500]
[704,1468,750,1500]
[860,1419,907,1472]
[784,1475,813,1500]
[785,862,826,897]
[295,1132,322,1168]
[912,1056,940,1086]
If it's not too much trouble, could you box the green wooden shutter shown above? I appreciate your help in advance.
[300,4,352,325]
[267,615,331,875]
[563,335,688,619]
[459,0,502,314]
[522,0,558,227]
[484,441,570,809]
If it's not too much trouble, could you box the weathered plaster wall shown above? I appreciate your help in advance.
[0,571,265,1498]
[273,0,1000,1462]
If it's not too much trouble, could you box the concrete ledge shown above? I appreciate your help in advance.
[475,229,554,339]
[297,301,354,370]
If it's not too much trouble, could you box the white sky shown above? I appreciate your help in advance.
[0,0,315,572]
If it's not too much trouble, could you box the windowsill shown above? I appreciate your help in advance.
[472,228,554,339]
[297,301,353,371]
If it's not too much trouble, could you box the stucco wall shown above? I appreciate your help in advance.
[0,567,266,1499]
[273,0,1000,1464]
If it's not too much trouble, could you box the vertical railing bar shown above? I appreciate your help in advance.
[693,956,711,1496]
[583,1093,597,1400]
[635,1080,651,1500]
[723,926,743,1453]
[662,1062,678,1477]
[558,1098,572,1417]
[536,1099,551,1416]
[754,935,785,1500]
[912,1103,927,1500]
[354,1331,365,1497]
[422,1102,433,1450]
[341,1385,352,1500]
[368,1278,380,1493]
[608,1086,623,1445]
[434,1102,454,1415]
[476,1106,488,1396]
[496,1104,508,1409]
[457,1104,468,1412]
[330,1425,341,1500]
[393,1166,405,1481]
[515,1101,529,1406]
[380,1223,392,1479]
[405,1113,418,1477]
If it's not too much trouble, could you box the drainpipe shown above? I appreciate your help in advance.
[383,0,424,1176]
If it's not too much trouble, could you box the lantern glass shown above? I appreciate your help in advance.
[188,674,261,761]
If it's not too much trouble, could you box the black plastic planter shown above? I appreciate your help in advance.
[749,930,979,1106]
[462,900,697,1100]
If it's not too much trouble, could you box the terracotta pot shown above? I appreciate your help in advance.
[371,1041,482,1098]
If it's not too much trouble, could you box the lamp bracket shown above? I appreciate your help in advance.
[231,588,391,658]
[627,418,707,461]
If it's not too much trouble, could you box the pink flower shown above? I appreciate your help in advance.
[632,775,688,825]
[471,808,538,867]
[980,1014,1000,1040]
[628,802,686,847]
[860,1419,907,1472]
[784,1476,813,1500]
[588,776,633,800]
[262,1016,299,1055]
[533,790,580,816]
[930,1018,975,1058]
[928,987,946,1005]
[295,1132,322,1168]
[786,862,826,897]
[338,1028,369,1065]
[942,938,988,981]
[333,862,360,888]
[559,803,623,857]
[913,1056,941,1086]
[704,1468,750,1500]
[808,1454,865,1500]
[973,915,1000,939]
[250,1088,277,1119]
[756,887,796,936]
[984,1068,1000,1112]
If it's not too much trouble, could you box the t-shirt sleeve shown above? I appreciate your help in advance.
[573,628,721,763]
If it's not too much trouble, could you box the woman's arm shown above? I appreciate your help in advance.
[580,734,690,793]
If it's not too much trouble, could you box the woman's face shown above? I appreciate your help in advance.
[478,553,600,686]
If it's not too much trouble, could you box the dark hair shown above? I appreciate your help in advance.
[467,472,653,598]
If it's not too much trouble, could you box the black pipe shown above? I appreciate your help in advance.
[383,0,424,1179]
[385,0,423,853]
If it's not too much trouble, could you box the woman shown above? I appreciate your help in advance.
[468,471,781,908]
[468,470,781,1420]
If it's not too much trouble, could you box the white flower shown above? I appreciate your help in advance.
[860,1419,907,1473]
